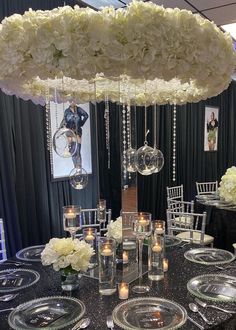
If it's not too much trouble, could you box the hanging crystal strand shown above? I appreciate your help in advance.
[104,94,110,169]
[54,87,59,130]
[126,101,131,179]
[122,102,127,182]
[172,104,177,182]
[153,104,157,149]
[45,85,51,152]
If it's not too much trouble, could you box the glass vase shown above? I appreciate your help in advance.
[60,267,80,291]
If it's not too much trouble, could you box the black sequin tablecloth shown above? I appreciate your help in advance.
[0,245,236,330]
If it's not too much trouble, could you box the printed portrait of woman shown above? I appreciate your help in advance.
[204,106,219,152]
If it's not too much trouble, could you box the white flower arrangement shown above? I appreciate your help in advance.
[0,1,235,105]
[41,237,94,272]
[106,216,122,244]
[219,166,236,204]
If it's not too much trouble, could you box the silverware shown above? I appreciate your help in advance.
[195,297,236,314]
[0,261,32,266]
[187,316,205,330]
[71,317,90,330]
[0,293,19,302]
[106,315,114,329]
[189,303,214,325]
[0,307,14,313]
[178,242,191,248]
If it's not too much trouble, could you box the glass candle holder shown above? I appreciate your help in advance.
[83,228,97,268]
[152,220,165,236]
[98,237,116,295]
[97,199,106,224]
[132,212,152,294]
[118,282,129,299]
[63,205,81,240]
[148,235,164,281]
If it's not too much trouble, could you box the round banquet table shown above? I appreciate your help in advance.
[0,245,235,330]
[195,200,236,253]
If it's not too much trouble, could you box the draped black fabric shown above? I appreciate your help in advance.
[138,81,236,220]
[0,93,99,257]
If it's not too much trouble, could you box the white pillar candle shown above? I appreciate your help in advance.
[118,282,129,299]
[123,251,129,264]
[163,258,169,272]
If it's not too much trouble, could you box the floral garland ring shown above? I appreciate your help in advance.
[0,1,235,105]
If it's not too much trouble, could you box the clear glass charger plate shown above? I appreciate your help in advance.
[203,200,230,206]
[0,268,40,293]
[184,248,235,265]
[112,297,187,330]
[165,235,182,248]
[8,296,86,330]
[196,194,219,201]
[187,274,236,302]
[16,245,45,262]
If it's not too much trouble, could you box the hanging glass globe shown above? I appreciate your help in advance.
[126,148,137,172]
[53,128,77,158]
[152,147,164,173]
[136,144,156,175]
[69,167,88,190]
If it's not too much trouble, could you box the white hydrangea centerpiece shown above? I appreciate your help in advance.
[106,216,122,244]
[41,237,94,272]
[219,166,236,204]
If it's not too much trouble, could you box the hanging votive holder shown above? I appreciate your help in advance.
[148,235,164,281]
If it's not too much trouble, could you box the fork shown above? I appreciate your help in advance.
[0,261,32,267]
[106,315,114,329]
[195,297,236,314]
[215,264,236,270]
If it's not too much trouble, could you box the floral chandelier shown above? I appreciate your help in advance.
[0,1,235,106]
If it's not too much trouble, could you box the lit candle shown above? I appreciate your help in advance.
[123,251,129,264]
[64,210,76,219]
[85,230,95,242]
[163,258,169,272]
[155,225,164,235]
[139,217,149,226]
[101,245,113,256]
[118,282,129,299]
[152,243,162,252]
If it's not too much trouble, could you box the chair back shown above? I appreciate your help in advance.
[167,199,194,213]
[166,209,207,244]
[0,219,7,261]
[196,181,218,195]
[166,185,183,207]
[76,208,112,238]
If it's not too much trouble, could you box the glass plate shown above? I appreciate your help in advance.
[0,269,40,293]
[165,236,182,248]
[184,248,235,265]
[112,297,187,330]
[196,194,218,201]
[187,274,236,302]
[16,245,45,262]
[8,296,85,330]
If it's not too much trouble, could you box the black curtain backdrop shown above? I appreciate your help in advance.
[0,94,99,257]
[138,81,236,220]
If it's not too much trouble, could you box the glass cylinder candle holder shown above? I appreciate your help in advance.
[99,237,116,295]
[152,220,165,236]
[132,212,152,293]
[148,235,164,281]
[118,282,129,299]
[97,199,106,224]
[83,227,97,268]
[63,205,81,240]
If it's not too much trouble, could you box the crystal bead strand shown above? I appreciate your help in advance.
[122,102,127,182]
[104,94,110,169]
[172,104,177,182]
[126,102,131,179]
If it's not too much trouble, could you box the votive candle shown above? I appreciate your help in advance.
[163,258,169,272]
[118,282,129,299]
